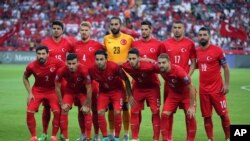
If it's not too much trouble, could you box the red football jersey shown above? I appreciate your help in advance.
[24,58,64,93]
[162,37,196,73]
[89,61,126,92]
[56,64,91,93]
[41,36,73,61]
[160,64,191,96]
[122,61,159,88]
[132,38,165,60]
[73,39,103,68]
[196,44,227,94]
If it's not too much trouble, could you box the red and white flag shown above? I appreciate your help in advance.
[0,21,20,45]
[220,21,248,41]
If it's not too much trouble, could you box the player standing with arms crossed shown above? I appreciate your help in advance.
[196,27,230,141]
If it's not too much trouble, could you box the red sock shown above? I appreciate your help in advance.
[131,112,139,139]
[138,111,142,133]
[114,113,122,138]
[186,115,197,141]
[52,111,60,136]
[85,113,92,139]
[161,114,171,140]
[78,109,85,134]
[152,112,160,140]
[204,117,213,140]
[221,114,230,139]
[168,114,173,140]
[60,114,69,138]
[42,106,51,134]
[92,108,99,134]
[98,115,108,137]
[27,112,36,136]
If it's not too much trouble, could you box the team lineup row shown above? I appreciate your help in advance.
[23,17,230,141]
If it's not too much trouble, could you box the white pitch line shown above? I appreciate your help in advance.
[241,85,250,91]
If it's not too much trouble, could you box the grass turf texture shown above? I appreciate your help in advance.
[0,64,249,141]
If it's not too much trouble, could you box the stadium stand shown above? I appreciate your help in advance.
[0,0,249,54]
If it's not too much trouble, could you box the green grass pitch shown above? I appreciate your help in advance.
[0,64,249,141]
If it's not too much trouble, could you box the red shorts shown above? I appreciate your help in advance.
[42,79,67,107]
[162,91,190,112]
[200,92,228,117]
[98,90,124,111]
[63,93,87,108]
[132,86,160,113]
[91,81,99,109]
[27,91,60,112]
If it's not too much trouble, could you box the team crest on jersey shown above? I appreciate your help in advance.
[62,48,65,52]
[150,48,156,53]
[77,77,82,81]
[206,56,212,61]
[171,79,177,83]
[181,48,187,52]
[120,39,127,45]
[50,67,56,72]
[108,76,114,80]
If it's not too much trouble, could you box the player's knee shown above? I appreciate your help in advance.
[162,111,172,117]
[122,102,129,111]
[114,110,121,115]
[98,110,105,115]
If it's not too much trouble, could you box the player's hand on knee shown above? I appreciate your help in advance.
[128,96,136,107]
[27,93,35,105]
[61,104,70,112]
[187,106,196,119]
[81,105,90,114]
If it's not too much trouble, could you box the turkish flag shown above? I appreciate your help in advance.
[220,21,248,41]
[0,21,20,45]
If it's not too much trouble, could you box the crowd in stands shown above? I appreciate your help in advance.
[0,0,249,54]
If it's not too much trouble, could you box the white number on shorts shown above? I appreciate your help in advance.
[220,100,227,109]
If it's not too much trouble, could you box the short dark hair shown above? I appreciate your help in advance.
[36,46,49,53]
[173,20,184,25]
[110,16,122,24]
[128,48,140,56]
[52,20,64,30]
[67,53,78,61]
[158,53,170,60]
[141,20,152,29]
[199,26,211,35]
[95,49,108,59]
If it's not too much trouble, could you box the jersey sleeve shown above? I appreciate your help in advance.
[103,36,108,50]
[82,69,92,84]
[218,48,227,65]
[24,64,33,78]
[190,42,196,59]
[178,68,191,86]
[55,68,64,83]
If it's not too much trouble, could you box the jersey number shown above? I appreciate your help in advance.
[82,54,86,62]
[113,46,120,54]
[201,63,207,72]
[55,55,62,61]
[174,55,181,64]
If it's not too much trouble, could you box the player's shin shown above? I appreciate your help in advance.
[52,111,60,136]
[204,117,213,140]
[114,111,122,138]
[78,109,85,134]
[42,105,51,134]
[27,112,37,137]
[85,113,92,139]
[108,110,115,134]
[186,115,197,141]
[152,112,160,140]
[60,113,69,138]
[98,114,108,137]
[220,114,230,139]
[122,106,130,134]
[161,113,171,141]
[131,112,140,139]
[92,108,99,134]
